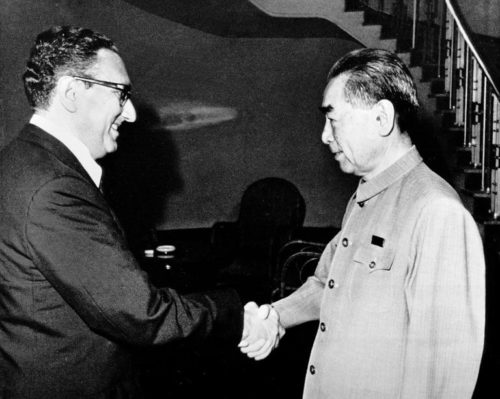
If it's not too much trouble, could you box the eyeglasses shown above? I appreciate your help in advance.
[72,76,132,107]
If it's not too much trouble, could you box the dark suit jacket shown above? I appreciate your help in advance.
[0,124,243,398]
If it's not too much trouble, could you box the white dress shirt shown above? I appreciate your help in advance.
[30,113,102,187]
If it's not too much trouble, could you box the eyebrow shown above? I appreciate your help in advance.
[318,105,333,115]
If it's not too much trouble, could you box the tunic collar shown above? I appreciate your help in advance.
[355,146,422,204]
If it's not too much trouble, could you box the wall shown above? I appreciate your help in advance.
[456,0,500,39]
[0,0,359,233]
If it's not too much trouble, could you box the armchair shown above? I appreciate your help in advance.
[272,240,325,300]
[212,177,306,301]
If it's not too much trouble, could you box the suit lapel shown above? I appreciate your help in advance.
[19,123,96,187]
[19,123,127,238]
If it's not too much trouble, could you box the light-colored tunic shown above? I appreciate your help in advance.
[274,147,485,399]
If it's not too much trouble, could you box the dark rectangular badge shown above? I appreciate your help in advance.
[371,235,385,247]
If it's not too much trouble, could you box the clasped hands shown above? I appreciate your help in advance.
[238,301,285,360]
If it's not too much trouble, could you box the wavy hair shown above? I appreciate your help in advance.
[327,48,419,133]
[23,26,118,109]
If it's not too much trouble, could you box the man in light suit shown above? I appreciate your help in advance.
[0,26,279,398]
[241,48,485,398]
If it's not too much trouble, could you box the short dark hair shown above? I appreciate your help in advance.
[23,26,118,109]
[327,48,419,133]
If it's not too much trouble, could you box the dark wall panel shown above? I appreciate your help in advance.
[0,0,359,232]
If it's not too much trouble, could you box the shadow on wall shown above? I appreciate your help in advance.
[100,101,183,253]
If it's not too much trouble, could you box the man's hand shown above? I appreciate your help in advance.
[238,301,285,360]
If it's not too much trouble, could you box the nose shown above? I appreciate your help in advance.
[321,119,334,145]
[322,119,341,153]
[121,99,137,123]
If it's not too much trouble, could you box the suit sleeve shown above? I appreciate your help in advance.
[25,176,243,346]
[273,232,340,328]
[400,198,485,398]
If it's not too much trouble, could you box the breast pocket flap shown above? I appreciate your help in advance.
[353,245,394,272]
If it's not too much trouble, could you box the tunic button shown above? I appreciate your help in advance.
[328,279,335,289]
[369,261,376,269]
[309,365,316,375]
[320,322,326,332]
[342,238,349,247]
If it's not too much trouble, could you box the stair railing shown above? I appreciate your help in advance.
[357,0,499,220]
[356,0,442,63]
[443,0,500,219]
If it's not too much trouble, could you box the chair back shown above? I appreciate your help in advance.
[237,177,306,255]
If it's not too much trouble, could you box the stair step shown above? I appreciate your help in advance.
[359,24,382,39]
[338,10,397,50]
[345,1,408,46]
[376,38,398,51]
[430,78,445,94]
[484,220,500,226]
[460,189,491,222]
[444,127,460,142]
[421,63,440,81]
[342,10,365,26]
[410,66,425,82]
[453,168,483,191]
[397,52,412,67]
[429,93,450,111]
[456,147,473,167]
[439,109,456,127]
[446,126,464,133]
[443,126,465,147]
[362,9,398,40]
[344,0,365,12]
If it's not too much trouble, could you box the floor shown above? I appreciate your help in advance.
[137,321,318,399]
[136,236,317,399]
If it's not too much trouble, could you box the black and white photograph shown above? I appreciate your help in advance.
[0,1,499,398]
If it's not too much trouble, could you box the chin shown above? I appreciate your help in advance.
[105,141,118,154]
[339,162,355,175]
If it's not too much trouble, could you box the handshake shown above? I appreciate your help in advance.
[238,301,285,360]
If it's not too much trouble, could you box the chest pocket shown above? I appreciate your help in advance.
[349,244,395,313]
[353,244,394,272]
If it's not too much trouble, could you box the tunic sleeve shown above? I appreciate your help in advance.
[401,198,485,398]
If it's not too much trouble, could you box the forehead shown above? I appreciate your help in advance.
[91,49,130,83]
[322,74,349,109]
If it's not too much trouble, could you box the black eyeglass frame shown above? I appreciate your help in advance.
[72,76,132,106]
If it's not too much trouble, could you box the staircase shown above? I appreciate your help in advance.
[250,0,500,235]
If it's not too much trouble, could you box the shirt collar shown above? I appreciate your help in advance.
[30,114,102,187]
[356,146,422,204]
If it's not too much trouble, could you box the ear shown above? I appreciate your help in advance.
[374,99,395,137]
[56,76,79,113]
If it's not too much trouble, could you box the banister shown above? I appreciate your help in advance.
[445,0,500,98]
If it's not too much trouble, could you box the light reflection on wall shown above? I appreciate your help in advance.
[159,102,238,131]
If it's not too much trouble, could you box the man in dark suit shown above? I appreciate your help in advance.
[0,26,280,398]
